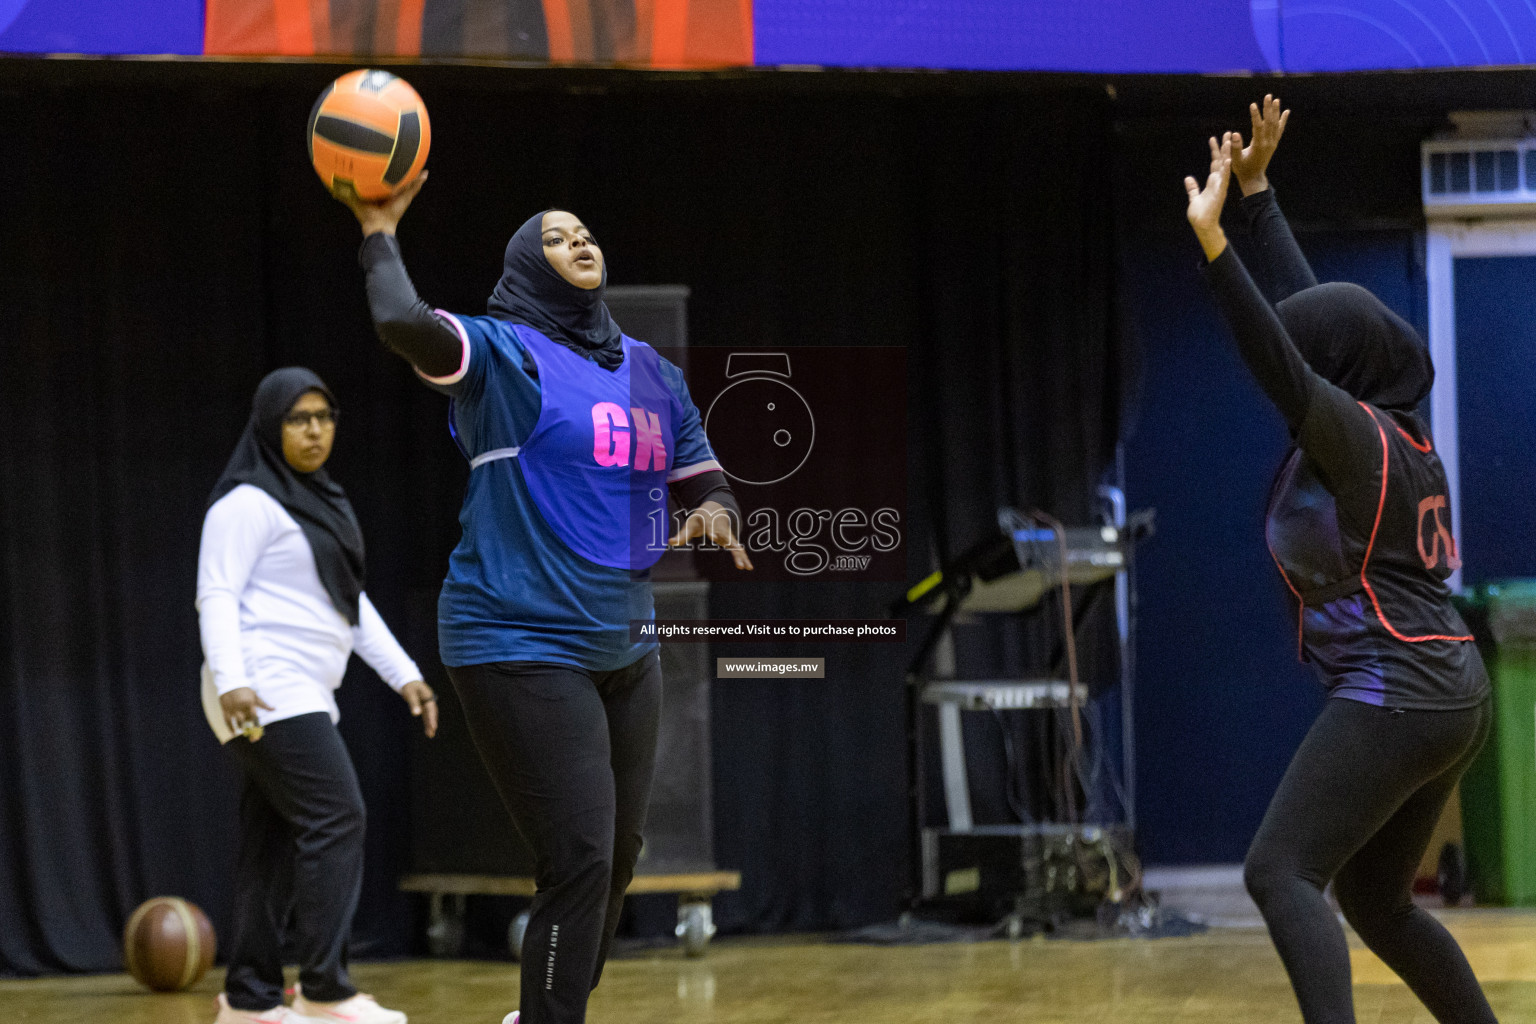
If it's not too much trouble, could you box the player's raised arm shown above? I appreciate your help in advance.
[1230,96,1317,303]
[334,173,464,380]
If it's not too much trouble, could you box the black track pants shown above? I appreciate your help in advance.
[1244,696,1495,1024]
[448,651,662,1024]
[223,712,364,1010]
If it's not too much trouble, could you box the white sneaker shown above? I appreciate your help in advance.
[291,992,406,1024]
[501,1014,520,1024]
[213,993,309,1024]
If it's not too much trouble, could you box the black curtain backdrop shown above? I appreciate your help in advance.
[0,62,1121,973]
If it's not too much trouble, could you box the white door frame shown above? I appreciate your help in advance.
[1425,218,1536,592]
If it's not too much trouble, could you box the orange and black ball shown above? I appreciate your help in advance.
[308,69,431,202]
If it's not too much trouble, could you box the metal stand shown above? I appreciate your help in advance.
[904,589,965,910]
[899,494,1150,918]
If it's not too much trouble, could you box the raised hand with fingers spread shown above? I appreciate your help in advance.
[1231,94,1289,197]
[1184,134,1233,262]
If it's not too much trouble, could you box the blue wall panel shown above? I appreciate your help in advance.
[0,0,201,55]
[1454,255,1536,585]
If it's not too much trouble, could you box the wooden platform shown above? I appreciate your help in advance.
[7,909,1536,1023]
[399,870,741,897]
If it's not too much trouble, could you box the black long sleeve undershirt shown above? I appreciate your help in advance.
[1204,239,1379,495]
[1238,187,1318,305]
[357,232,740,520]
[1204,187,1323,431]
[359,232,463,378]
[1204,245,1317,430]
[673,471,740,526]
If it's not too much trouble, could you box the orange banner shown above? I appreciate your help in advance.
[204,0,751,65]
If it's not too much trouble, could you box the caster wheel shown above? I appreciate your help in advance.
[426,893,466,958]
[508,909,531,961]
[675,902,716,957]
[1438,842,1468,906]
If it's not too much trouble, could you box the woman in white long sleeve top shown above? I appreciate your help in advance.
[197,368,434,1024]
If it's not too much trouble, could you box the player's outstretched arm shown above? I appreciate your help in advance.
[1195,133,1321,431]
[337,173,463,378]
[1231,97,1317,303]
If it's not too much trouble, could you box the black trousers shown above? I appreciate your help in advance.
[223,711,364,1011]
[447,651,662,1024]
[1244,696,1495,1024]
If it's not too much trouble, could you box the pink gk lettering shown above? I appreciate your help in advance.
[592,402,630,467]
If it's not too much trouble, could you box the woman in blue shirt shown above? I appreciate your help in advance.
[339,173,749,1024]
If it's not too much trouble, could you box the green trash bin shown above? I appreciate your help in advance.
[1457,580,1536,906]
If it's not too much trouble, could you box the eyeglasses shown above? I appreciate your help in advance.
[282,409,338,429]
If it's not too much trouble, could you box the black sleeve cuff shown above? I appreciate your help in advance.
[670,472,742,539]
[670,470,734,513]
[1201,242,1244,289]
[1238,185,1279,224]
[698,486,741,526]
[359,231,401,269]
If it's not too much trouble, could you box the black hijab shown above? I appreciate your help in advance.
[486,209,624,370]
[1277,282,1434,411]
[208,367,366,625]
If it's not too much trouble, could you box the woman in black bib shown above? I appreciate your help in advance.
[1184,98,1496,1024]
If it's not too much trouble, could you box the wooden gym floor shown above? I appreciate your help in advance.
[7,909,1536,1023]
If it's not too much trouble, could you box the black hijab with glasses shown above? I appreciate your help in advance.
[208,367,366,625]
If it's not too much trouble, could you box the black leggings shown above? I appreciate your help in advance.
[1244,696,1495,1024]
[447,651,662,1024]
